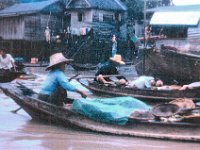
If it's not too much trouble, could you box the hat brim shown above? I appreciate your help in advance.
[110,58,125,65]
[46,59,73,71]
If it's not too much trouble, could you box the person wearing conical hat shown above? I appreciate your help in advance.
[39,53,87,106]
[95,54,127,84]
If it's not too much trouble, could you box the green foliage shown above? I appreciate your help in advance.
[121,0,171,21]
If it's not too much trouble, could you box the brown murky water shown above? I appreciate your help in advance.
[1,66,200,150]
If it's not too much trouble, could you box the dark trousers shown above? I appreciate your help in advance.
[39,86,68,106]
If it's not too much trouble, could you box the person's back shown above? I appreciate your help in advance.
[95,62,118,83]
[96,62,118,76]
[95,55,126,84]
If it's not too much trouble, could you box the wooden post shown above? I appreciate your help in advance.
[143,0,147,74]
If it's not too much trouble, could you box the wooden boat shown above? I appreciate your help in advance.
[135,47,200,84]
[0,71,25,83]
[71,63,97,71]
[78,79,200,103]
[22,62,49,67]
[1,83,200,142]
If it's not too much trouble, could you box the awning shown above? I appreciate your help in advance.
[150,11,200,26]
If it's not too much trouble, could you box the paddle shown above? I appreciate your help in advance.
[11,73,81,113]
[11,107,23,113]
[76,74,125,79]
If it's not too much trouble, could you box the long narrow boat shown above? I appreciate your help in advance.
[22,62,49,67]
[0,71,25,83]
[135,48,200,84]
[78,79,200,103]
[1,83,200,142]
[71,63,97,71]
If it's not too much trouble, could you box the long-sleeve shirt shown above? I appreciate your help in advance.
[40,69,77,95]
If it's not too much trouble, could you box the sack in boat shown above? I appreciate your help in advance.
[169,98,195,109]
[152,103,180,118]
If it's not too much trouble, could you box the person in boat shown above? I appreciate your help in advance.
[179,82,200,91]
[95,54,127,85]
[39,53,87,106]
[127,76,163,89]
[156,85,182,91]
[0,49,16,72]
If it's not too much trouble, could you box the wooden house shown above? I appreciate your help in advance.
[65,0,128,41]
[148,5,200,52]
[0,0,65,60]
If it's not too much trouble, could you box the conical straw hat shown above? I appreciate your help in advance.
[110,54,125,65]
[46,53,73,71]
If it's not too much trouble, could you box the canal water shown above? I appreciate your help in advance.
[0,66,200,150]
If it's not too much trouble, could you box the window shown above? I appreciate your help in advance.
[93,14,99,22]
[78,13,83,22]
[99,13,103,22]
[115,13,121,21]
[103,14,113,23]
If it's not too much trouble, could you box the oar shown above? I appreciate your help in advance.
[75,74,126,80]
[11,107,23,113]
[11,73,81,113]
[68,73,80,81]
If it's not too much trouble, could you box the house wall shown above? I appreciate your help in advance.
[69,10,93,30]
[0,16,24,40]
[0,14,63,41]
[67,9,127,40]
[24,15,42,41]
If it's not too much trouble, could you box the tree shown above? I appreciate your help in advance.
[121,0,172,21]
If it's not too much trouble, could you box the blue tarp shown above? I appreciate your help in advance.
[72,97,151,125]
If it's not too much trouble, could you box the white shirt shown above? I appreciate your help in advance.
[0,54,15,70]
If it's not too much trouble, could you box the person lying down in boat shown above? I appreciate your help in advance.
[95,54,127,85]
[126,76,163,89]
[39,53,87,106]
[179,82,200,91]
[155,82,200,91]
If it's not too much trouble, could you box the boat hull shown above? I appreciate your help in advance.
[71,63,97,71]
[78,79,200,103]
[1,83,200,142]
[23,63,49,67]
[0,71,25,83]
[136,49,200,84]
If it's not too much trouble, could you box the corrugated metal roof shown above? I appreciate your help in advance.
[150,11,200,26]
[66,0,127,11]
[0,0,59,17]
[147,4,200,13]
